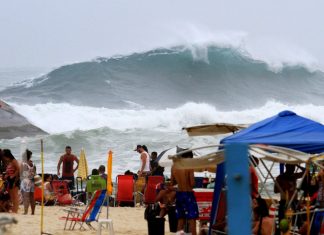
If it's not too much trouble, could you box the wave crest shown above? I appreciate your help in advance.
[1,45,323,109]
[10,101,324,134]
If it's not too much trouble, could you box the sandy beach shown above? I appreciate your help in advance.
[2,205,176,235]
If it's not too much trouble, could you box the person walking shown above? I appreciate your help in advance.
[135,145,151,177]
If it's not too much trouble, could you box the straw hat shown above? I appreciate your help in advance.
[34,175,42,187]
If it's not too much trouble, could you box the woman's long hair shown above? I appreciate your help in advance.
[255,197,269,218]
[22,149,32,162]
[2,149,16,160]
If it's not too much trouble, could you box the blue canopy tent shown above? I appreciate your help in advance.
[209,110,324,234]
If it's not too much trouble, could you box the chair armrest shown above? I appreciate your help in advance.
[63,207,84,214]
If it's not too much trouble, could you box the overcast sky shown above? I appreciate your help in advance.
[1,0,324,69]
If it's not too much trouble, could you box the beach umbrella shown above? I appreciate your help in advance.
[157,146,196,167]
[77,149,88,180]
[183,123,248,136]
[106,150,113,219]
[107,150,113,196]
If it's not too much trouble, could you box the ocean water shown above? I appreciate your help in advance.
[1,43,324,178]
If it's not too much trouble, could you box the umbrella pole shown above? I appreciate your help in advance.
[106,150,109,219]
[40,139,44,235]
[40,139,52,235]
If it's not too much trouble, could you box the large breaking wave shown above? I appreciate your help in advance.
[10,101,324,134]
[1,45,324,110]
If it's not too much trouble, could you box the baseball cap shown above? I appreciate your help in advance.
[134,145,142,151]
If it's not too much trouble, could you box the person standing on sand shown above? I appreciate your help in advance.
[2,149,20,213]
[20,149,36,215]
[98,165,107,181]
[135,145,151,177]
[57,146,79,190]
[171,151,199,235]
[150,151,164,176]
[274,164,305,223]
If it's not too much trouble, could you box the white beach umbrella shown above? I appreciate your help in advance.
[157,146,195,167]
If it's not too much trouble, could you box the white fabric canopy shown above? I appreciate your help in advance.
[170,144,320,170]
[183,123,248,136]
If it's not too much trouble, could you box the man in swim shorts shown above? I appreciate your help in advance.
[57,146,79,190]
[171,150,199,235]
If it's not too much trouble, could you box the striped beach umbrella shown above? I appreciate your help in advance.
[77,149,88,180]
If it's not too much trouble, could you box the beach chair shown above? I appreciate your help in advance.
[52,180,73,205]
[116,175,136,206]
[144,176,164,204]
[62,189,107,230]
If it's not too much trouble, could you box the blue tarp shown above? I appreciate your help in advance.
[220,110,324,154]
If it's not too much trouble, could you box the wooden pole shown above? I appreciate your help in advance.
[40,139,44,235]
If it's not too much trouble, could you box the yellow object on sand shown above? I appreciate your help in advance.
[107,150,113,195]
[77,149,89,180]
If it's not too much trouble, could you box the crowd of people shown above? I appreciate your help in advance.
[7,142,322,235]
[0,146,81,214]
[134,144,200,235]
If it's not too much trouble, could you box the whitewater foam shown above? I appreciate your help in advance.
[10,101,324,135]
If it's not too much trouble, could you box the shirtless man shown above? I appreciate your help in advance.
[57,146,79,190]
[171,151,199,235]
[135,145,150,177]
[274,164,305,224]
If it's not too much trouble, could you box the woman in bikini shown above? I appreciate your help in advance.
[2,149,20,213]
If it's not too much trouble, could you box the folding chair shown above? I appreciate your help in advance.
[116,175,136,206]
[144,176,164,204]
[62,189,107,230]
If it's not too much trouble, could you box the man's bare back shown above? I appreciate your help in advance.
[171,166,195,191]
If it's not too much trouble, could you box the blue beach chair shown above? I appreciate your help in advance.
[62,189,107,230]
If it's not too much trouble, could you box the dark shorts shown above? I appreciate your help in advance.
[175,191,199,219]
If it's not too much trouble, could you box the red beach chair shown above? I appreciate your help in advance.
[116,175,136,206]
[52,180,73,205]
[144,176,164,204]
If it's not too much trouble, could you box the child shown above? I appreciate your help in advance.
[155,180,176,218]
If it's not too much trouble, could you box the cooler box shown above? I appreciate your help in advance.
[194,189,214,221]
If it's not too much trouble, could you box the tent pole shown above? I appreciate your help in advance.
[259,162,275,193]
[259,159,285,196]
[208,162,225,235]
[249,160,274,204]
[287,168,308,209]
